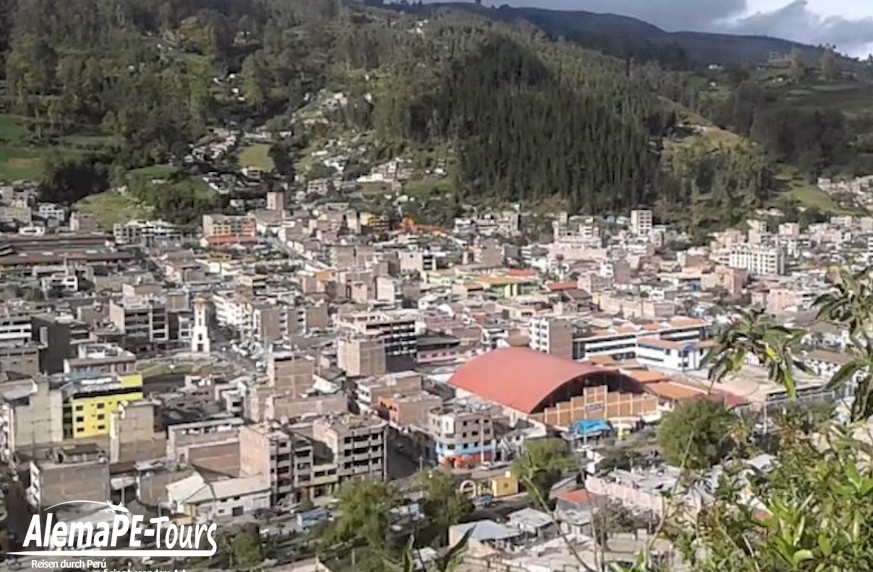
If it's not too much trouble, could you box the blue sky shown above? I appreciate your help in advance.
[431,1,873,56]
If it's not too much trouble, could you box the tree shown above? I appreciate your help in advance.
[231,523,265,571]
[657,399,736,470]
[325,479,396,551]
[421,469,473,542]
[789,48,806,82]
[820,46,840,80]
[513,438,577,502]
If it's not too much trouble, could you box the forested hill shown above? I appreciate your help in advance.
[382,1,830,67]
[0,0,821,229]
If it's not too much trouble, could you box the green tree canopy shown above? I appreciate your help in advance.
[420,469,473,542]
[513,438,577,502]
[657,399,736,470]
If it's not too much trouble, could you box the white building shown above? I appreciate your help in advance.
[165,471,270,521]
[630,210,653,236]
[37,203,66,222]
[728,244,785,276]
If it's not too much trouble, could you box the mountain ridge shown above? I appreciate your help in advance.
[379,2,835,65]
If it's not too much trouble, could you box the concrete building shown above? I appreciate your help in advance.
[0,377,64,461]
[355,371,423,412]
[113,220,183,246]
[338,337,387,378]
[312,415,387,483]
[27,445,110,510]
[0,343,40,376]
[166,470,270,521]
[267,352,316,397]
[202,214,257,246]
[428,404,496,468]
[63,343,136,376]
[60,372,145,439]
[266,191,286,212]
[338,311,418,372]
[630,210,653,236]
[108,400,166,463]
[377,391,442,429]
[728,244,786,276]
[239,424,320,506]
[166,417,243,474]
[529,318,574,359]
[33,313,92,374]
[109,296,170,352]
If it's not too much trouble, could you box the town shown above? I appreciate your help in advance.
[0,147,869,570]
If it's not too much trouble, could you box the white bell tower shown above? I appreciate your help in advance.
[191,297,211,354]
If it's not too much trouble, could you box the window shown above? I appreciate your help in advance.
[75,405,84,412]
[97,403,105,409]
[97,424,106,431]
[75,416,84,423]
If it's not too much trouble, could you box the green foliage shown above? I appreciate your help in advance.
[231,523,265,571]
[657,399,736,471]
[513,438,577,502]
[420,469,473,542]
[128,171,222,226]
[703,307,810,398]
[325,479,396,551]
[39,150,110,203]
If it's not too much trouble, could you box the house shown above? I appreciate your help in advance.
[165,470,270,521]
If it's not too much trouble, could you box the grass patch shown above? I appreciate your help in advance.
[772,169,857,215]
[76,191,149,229]
[238,144,274,172]
[128,164,179,181]
[0,115,28,142]
[404,176,454,198]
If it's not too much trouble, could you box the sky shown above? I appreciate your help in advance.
[430,1,873,56]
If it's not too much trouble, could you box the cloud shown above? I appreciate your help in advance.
[723,1,873,56]
[418,0,873,55]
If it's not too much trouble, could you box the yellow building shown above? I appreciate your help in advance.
[458,467,520,499]
[64,373,144,439]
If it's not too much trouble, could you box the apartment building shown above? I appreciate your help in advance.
[428,404,496,468]
[528,318,575,359]
[338,337,387,378]
[312,415,387,483]
[239,424,321,506]
[27,445,110,510]
[355,371,424,412]
[267,352,316,397]
[33,313,92,374]
[378,392,443,429]
[202,213,257,245]
[109,296,170,351]
[0,376,63,462]
[60,372,145,439]
[728,244,786,276]
[338,311,418,372]
[569,318,709,363]
[109,400,166,463]
[63,343,136,376]
[113,219,183,246]
[0,308,33,347]
[0,343,40,376]
[166,417,243,474]
[630,209,653,236]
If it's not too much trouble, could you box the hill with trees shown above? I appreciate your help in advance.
[0,0,870,229]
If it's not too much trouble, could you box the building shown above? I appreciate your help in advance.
[109,296,170,352]
[0,377,64,461]
[728,244,786,276]
[428,404,497,468]
[27,445,110,510]
[529,318,574,359]
[266,191,286,212]
[63,343,136,376]
[630,210,653,236]
[450,348,659,429]
[191,297,210,354]
[338,311,418,372]
[202,214,257,246]
[0,343,40,376]
[570,318,708,363]
[312,415,387,483]
[338,337,387,377]
[32,313,92,374]
[166,470,271,521]
[377,391,442,429]
[239,424,322,506]
[267,352,316,397]
[60,372,144,439]
[108,400,166,463]
[113,220,183,246]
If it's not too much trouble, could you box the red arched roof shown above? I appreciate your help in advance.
[450,347,604,414]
